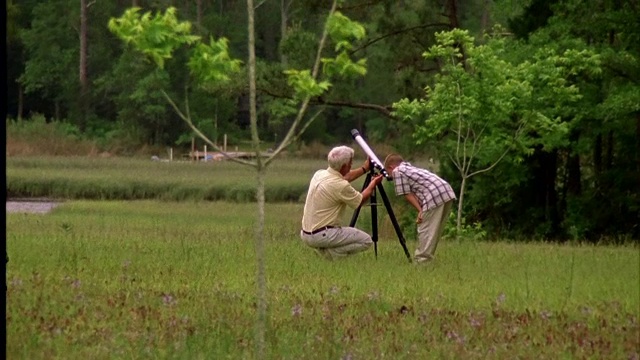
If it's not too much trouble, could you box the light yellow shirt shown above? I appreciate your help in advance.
[301,167,363,232]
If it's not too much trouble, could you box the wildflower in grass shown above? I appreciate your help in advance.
[469,313,482,328]
[10,277,22,287]
[162,293,176,306]
[418,313,429,324]
[446,330,466,344]
[72,279,81,289]
[122,259,131,268]
[495,293,506,306]
[540,310,552,320]
[341,353,353,360]
[367,291,379,301]
[291,303,302,317]
[329,285,340,295]
[580,306,592,315]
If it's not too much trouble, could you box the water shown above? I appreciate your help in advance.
[6,200,60,214]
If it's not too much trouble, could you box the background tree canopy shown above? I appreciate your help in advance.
[6,0,639,242]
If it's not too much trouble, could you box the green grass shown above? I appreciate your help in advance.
[6,156,339,202]
[6,201,639,359]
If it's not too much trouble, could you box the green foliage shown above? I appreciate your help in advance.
[283,69,332,100]
[188,37,243,84]
[393,28,602,231]
[108,7,200,69]
[326,12,366,52]
[19,0,78,104]
[321,12,367,78]
[279,26,317,69]
[6,115,101,156]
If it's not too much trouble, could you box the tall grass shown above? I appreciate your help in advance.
[6,201,639,359]
[7,156,333,203]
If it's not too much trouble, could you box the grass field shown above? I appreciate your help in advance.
[6,200,639,359]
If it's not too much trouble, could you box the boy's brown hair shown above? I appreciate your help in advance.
[384,154,404,170]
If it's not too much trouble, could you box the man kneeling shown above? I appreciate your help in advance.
[300,146,383,260]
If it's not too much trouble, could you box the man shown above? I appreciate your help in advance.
[383,154,456,264]
[301,146,383,260]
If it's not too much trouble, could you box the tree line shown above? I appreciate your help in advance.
[6,0,639,242]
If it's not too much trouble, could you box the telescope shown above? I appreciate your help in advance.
[349,129,411,261]
[350,129,390,180]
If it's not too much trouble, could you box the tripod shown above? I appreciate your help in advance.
[350,165,412,262]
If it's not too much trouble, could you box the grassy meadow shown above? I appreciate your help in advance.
[5,155,640,359]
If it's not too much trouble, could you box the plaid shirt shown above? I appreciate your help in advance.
[392,162,456,211]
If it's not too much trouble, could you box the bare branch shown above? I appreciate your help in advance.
[350,23,450,55]
[258,86,396,120]
[162,90,256,167]
[467,147,510,178]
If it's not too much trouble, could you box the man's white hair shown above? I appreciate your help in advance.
[327,146,354,171]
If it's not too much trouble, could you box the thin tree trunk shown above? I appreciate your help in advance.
[446,0,460,29]
[247,0,267,358]
[480,0,491,38]
[18,84,23,121]
[196,0,203,33]
[280,0,289,65]
[457,175,466,231]
[79,0,88,130]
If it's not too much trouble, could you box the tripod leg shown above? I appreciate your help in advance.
[370,185,378,258]
[377,183,412,262]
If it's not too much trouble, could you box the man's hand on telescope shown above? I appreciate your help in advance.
[359,174,384,206]
[361,157,372,173]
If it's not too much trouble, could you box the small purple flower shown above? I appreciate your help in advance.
[446,330,466,344]
[418,313,429,324]
[341,353,353,360]
[469,315,482,328]
[540,310,552,320]
[162,293,176,306]
[291,304,302,317]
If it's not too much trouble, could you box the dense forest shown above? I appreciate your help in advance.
[6,0,639,242]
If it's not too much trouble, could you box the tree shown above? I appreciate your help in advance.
[393,28,600,231]
[108,3,367,356]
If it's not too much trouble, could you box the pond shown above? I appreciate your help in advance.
[6,200,61,214]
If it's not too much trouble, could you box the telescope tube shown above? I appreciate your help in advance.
[351,129,390,179]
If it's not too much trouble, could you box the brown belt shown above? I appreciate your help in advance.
[302,226,336,235]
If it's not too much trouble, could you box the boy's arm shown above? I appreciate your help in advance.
[404,193,423,224]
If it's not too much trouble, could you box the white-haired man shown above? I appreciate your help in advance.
[301,146,383,260]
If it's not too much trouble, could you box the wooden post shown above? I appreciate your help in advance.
[204,145,207,162]
[224,134,227,152]
[191,137,195,161]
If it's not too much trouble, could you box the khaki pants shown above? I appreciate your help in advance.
[415,200,453,263]
[300,227,372,259]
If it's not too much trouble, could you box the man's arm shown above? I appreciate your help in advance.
[359,174,383,206]
[343,157,371,182]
